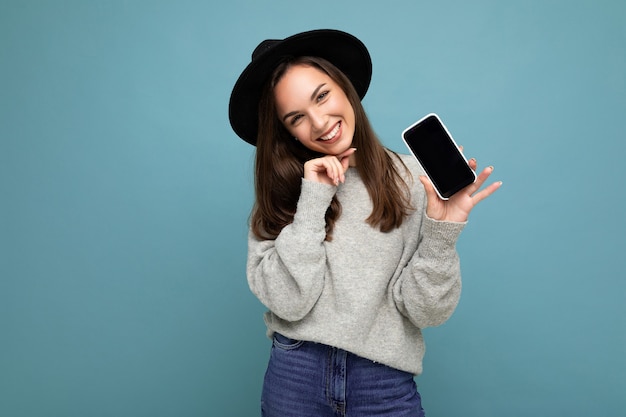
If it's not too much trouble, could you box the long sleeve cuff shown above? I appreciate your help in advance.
[418,216,466,259]
[291,178,336,232]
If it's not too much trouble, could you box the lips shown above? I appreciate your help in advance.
[319,121,341,141]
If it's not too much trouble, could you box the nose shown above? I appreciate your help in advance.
[309,109,327,133]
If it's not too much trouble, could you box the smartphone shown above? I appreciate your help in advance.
[402,113,476,200]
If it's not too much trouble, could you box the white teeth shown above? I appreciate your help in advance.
[320,123,340,141]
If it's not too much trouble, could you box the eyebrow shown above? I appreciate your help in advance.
[281,83,327,122]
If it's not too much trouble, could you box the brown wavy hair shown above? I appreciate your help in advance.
[251,56,413,240]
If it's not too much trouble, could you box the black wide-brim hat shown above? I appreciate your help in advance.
[228,29,372,146]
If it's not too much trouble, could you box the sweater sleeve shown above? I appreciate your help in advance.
[247,179,336,322]
[393,215,466,329]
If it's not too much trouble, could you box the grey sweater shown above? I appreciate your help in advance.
[247,153,465,375]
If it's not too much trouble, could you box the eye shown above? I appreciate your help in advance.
[290,114,303,125]
[316,90,329,102]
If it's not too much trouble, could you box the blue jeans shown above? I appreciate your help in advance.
[261,333,425,417]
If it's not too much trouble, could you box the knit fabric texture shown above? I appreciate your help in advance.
[247,153,465,375]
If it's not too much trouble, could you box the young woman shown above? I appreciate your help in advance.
[228,29,501,417]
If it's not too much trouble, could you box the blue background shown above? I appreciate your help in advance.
[2,0,625,416]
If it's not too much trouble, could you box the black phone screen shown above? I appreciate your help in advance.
[402,114,476,199]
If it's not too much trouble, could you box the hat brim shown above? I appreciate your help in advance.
[228,29,372,146]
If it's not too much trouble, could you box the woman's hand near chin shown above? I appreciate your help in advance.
[304,148,357,186]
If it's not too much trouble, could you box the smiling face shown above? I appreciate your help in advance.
[273,64,356,157]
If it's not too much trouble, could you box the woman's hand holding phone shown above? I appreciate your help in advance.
[420,156,502,223]
[402,113,501,222]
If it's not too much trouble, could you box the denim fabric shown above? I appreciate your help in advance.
[261,333,425,417]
